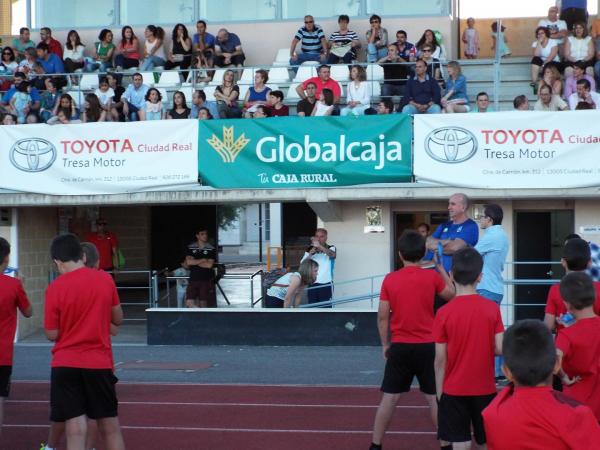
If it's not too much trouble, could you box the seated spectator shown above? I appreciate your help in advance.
[377,98,394,114]
[82,93,107,122]
[401,59,441,115]
[26,112,38,123]
[39,27,63,60]
[214,69,242,118]
[9,80,31,124]
[36,42,66,89]
[295,64,342,106]
[253,105,270,118]
[0,47,18,74]
[85,29,115,73]
[538,6,568,49]
[115,26,140,70]
[51,93,80,121]
[470,91,494,113]
[311,88,334,116]
[341,65,370,116]
[366,15,388,62]
[441,60,469,113]
[29,62,46,91]
[379,44,409,99]
[564,60,595,98]
[265,90,289,117]
[106,73,125,121]
[122,72,149,121]
[63,30,86,77]
[39,77,60,122]
[531,27,559,86]
[214,29,245,68]
[327,15,360,65]
[1,113,16,125]
[290,15,327,68]
[563,22,594,78]
[538,64,563,97]
[167,90,190,119]
[243,69,271,117]
[393,30,417,62]
[191,89,219,119]
[17,48,38,78]
[94,76,114,120]
[296,81,317,117]
[568,78,600,109]
[416,29,444,59]
[140,25,166,71]
[164,23,193,79]
[12,27,35,61]
[592,15,600,66]
[513,94,530,110]
[535,84,569,111]
[265,260,318,308]
[197,106,213,120]
[0,72,41,114]
[420,45,443,82]
[192,20,215,69]
[48,107,82,124]
[139,87,165,120]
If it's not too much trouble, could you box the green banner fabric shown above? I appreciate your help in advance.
[198,115,412,188]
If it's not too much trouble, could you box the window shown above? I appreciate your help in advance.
[366,0,449,16]
[199,0,276,22]
[120,0,195,26]
[32,0,115,29]
[281,0,360,19]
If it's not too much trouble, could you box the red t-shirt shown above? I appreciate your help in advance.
[302,76,342,100]
[48,37,63,59]
[85,231,118,270]
[545,281,600,332]
[483,385,600,450]
[433,294,504,395]
[380,266,446,344]
[0,275,31,366]
[44,267,120,369]
[555,316,600,420]
[266,104,290,117]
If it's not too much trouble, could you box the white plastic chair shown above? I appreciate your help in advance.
[156,87,169,104]
[155,70,182,88]
[202,85,217,101]
[286,84,301,101]
[140,71,156,86]
[293,63,318,83]
[208,68,230,85]
[65,90,85,107]
[330,64,350,83]
[272,48,291,67]
[267,67,290,84]
[366,64,384,82]
[79,74,99,90]
[177,86,195,106]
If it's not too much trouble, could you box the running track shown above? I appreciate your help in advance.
[2,382,438,450]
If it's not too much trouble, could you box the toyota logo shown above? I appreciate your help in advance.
[424,127,477,163]
[9,138,57,172]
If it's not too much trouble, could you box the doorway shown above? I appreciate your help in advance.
[393,211,449,270]
[282,202,317,268]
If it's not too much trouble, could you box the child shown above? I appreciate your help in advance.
[265,90,289,117]
[370,230,454,450]
[491,21,511,58]
[433,247,503,450]
[94,76,114,120]
[139,87,164,121]
[172,258,190,308]
[9,80,31,124]
[483,319,600,448]
[0,237,32,436]
[462,18,480,59]
[311,88,334,116]
[555,272,600,420]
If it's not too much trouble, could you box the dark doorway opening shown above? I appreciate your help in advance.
[282,202,317,268]
[394,211,449,270]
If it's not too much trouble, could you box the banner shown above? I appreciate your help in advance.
[414,111,600,188]
[0,120,198,195]
[198,115,412,188]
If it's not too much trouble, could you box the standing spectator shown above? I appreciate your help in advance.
[491,21,511,58]
[379,44,409,101]
[513,94,530,110]
[192,20,215,69]
[94,76,115,120]
[106,73,125,121]
[295,64,342,105]
[166,90,190,119]
[265,260,319,308]
[535,84,569,110]
[366,15,388,62]
[559,0,588,32]
[114,26,140,70]
[393,30,416,61]
[471,92,495,113]
[538,6,568,48]
[310,88,334,116]
[214,29,245,68]
[190,89,219,119]
[140,25,166,71]
[538,64,563,97]
[11,27,35,61]
[327,15,360,65]
[340,65,370,116]
[63,30,86,77]
[300,228,336,306]
[265,90,289,117]
[289,15,327,68]
[530,27,560,86]
[122,72,149,121]
[564,60,595,98]
[563,21,594,79]
[36,42,66,89]
[242,69,271,117]
[214,69,242,118]
[39,27,63,60]
[401,59,441,115]
[441,60,469,113]
[85,218,119,273]
[84,29,115,73]
[40,78,60,123]
[185,228,217,308]
[139,87,165,121]
[82,93,106,123]
[565,233,600,282]
[0,72,40,116]
[416,29,443,59]
[296,81,317,117]
[164,23,193,79]
[462,17,480,59]
[568,78,600,109]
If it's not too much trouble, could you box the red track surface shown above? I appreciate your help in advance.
[2,382,438,450]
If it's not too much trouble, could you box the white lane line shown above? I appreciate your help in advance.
[11,381,388,388]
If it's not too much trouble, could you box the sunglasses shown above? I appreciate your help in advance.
[304,20,314,24]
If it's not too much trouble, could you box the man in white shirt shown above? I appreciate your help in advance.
[301,228,336,306]
[538,6,568,48]
[534,84,569,111]
[568,78,600,109]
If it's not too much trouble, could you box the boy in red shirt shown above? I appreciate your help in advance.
[0,237,32,436]
[433,247,504,450]
[370,230,454,450]
[483,319,600,449]
[44,234,125,450]
[555,271,600,421]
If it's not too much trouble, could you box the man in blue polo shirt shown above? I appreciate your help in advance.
[400,59,441,115]
[36,42,67,89]
[0,71,41,114]
[289,15,327,70]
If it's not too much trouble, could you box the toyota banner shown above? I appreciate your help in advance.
[414,111,600,189]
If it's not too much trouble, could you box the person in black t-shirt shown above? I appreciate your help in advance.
[185,228,217,308]
[296,81,317,116]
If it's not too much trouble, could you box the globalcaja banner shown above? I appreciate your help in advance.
[0,120,198,195]
[414,111,600,188]
[198,115,412,188]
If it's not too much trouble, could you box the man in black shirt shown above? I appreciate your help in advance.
[379,44,410,100]
[296,81,317,116]
[185,228,217,308]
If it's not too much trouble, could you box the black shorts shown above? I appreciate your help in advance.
[50,367,119,422]
[0,365,12,397]
[381,343,436,395]
[438,392,496,445]
[186,279,216,307]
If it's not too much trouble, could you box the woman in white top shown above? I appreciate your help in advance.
[140,25,166,71]
[311,88,335,117]
[265,260,319,308]
[63,29,86,84]
[563,21,594,79]
[341,65,370,116]
[530,26,559,86]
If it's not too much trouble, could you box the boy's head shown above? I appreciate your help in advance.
[397,230,426,263]
[560,271,595,311]
[50,233,83,265]
[0,237,10,267]
[451,247,483,286]
[562,237,590,271]
[81,242,100,269]
[268,90,284,106]
[502,319,557,386]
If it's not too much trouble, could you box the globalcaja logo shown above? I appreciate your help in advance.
[424,127,477,163]
[10,138,57,172]
[206,126,250,163]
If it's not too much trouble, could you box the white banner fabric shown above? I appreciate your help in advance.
[0,120,198,195]
[414,111,600,188]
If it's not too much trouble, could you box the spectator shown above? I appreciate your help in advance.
[122,72,149,121]
[538,6,568,48]
[139,87,165,121]
[301,228,336,306]
[462,17,480,59]
[84,29,115,73]
[592,15,600,70]
[39,78,59,122]
[491,21,511,57]
[0,47,18,74]
[11,27,35,61]
[296,81,317,117]
[560,0,588,32]
[17,48,38,80]
[401,59,441,115]
[39,27,63,60]
[366,15,388,62]
[84,219,119,273]
[214,69,241,118]
[164,23,193,79]
[471,91,495,113]
[377,98,394,114]
[564,60,595,98]
[140,25,166,71]
[197,106,213,119]
[441,60,469,113]
[295,64,342,106]
[513,94,530,110]
[214,28,245,68]
[185,228,217,308]
[538,64,563,97]
[243,69,271,117]
[166,90,190,119]
[191,89,219,119]
[327,15,360,65]
[416,29,443,59]
[311,88,334,116]
[253,105,269,118]
[106,73,125,121]
[265,260,319,308]
[51,93,80,121]
[265,90,289,117]
[417,223,431,238]
[62,30,86,77]
[0,72,41,115]
[82,93,106,123]
[531,27,560,86]
[1,113,16,125]
[114,26,140,70]
[36,42,66,88]
[192,20,215,69]
[290,15,327,68]
[420,45,443,82]
[25,112,38,124]
[9,81,31,124]
[563,22,594,79]
[379,44,409,100]
[568,78,600,109]
[94,76,115,120]
[393,30,416,61]
[48,107,82,124]
[340,65,370,116]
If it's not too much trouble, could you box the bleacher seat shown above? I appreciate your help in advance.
[65,90,85,107]
[178,86,195,105]
[155,70,182,88]
[272,48,291,67]
[330,65,350,82]
[365,64,384,82]
[286,84,301,101]
[239,68,256,85]
[367,82,381,97]
[293,62,318,83]
[202,85,217,101]
[156,87,169,104]
[267,67,290,84]
[141,71,156,86]
[79,74,99,90]
[209,68,230,85]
